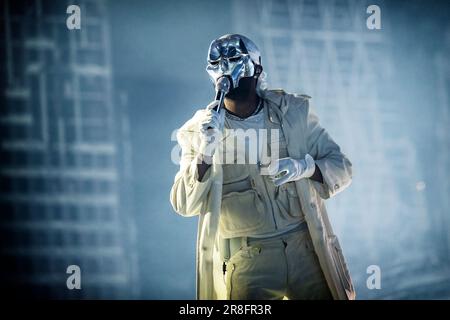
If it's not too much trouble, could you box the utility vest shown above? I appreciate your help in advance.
[218,100,305,239]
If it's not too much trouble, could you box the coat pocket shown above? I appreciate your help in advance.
[328,235,355,298]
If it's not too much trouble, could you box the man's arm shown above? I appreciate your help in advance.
[170,145,213,217]
[306,103,352,198]
[170,106,223,215]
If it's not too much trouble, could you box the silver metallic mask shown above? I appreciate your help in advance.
[206,34,261,89]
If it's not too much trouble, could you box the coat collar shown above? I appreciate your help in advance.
[260,89,287,125]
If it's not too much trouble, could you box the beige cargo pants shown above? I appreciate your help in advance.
[218,228,332,300]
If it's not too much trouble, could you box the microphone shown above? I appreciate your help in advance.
[213,76,231,112]
[205,76,231,131]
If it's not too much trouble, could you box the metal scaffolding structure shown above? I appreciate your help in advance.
[0,0,139,298]
[232,0,446,298]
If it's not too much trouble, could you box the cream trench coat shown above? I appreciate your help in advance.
[170,89,355,300]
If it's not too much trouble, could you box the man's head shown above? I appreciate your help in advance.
[206,34,263,99]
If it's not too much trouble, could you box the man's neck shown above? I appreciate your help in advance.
[224,92,260,119]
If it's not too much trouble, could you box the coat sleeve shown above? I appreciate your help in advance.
[305,100,352,199]
[170,128,213,217]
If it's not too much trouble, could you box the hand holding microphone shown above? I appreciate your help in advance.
[197,76,230,158]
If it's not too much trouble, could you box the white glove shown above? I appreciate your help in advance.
[267,154,316,186]
[197,101,225,157]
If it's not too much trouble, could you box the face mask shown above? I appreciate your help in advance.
[206,34,261,90]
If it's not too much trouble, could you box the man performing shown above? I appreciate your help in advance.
[170,34,354,300]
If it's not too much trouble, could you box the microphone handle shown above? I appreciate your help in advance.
[206,90,226,130]
[214,90,226,111]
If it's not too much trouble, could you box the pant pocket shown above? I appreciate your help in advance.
[289,229,315,258]
[225,245,262,300]
[225,263,236,300]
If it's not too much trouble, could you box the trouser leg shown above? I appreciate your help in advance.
[284,229,333,300]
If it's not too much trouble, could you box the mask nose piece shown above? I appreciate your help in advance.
[219,59,228,73]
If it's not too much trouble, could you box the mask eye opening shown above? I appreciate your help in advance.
[228,56,241,63]
[208,60,220,66]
